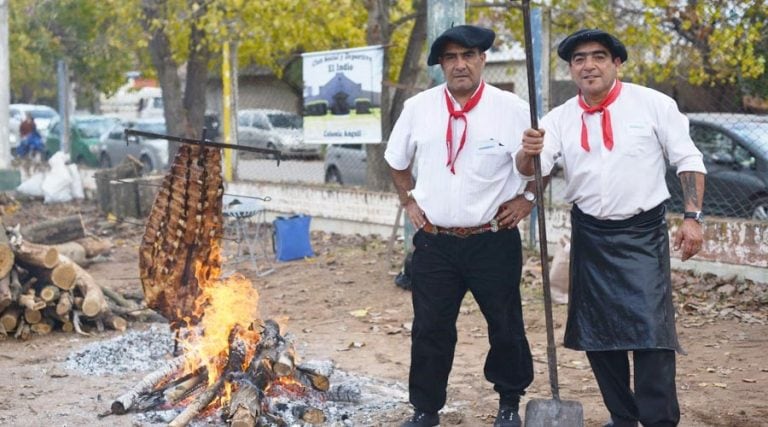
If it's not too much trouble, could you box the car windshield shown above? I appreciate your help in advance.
[76,118,118,138]
[729,122,768,146]
[267,113,302,129]
[30,109,56,119]
[135,121,166,134]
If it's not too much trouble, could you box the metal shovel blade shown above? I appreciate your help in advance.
[524,398,584,427]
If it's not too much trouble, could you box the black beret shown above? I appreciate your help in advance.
[557,29,628,63]
[427,25,495,66]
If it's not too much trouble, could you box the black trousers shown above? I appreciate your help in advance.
[587,350,680,427]
[408,228,533,413]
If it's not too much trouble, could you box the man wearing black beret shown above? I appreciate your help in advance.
[516,28,707,426]
[385,24,536,427]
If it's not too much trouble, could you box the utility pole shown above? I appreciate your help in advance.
[427,0,465,85]
[400,0,465,253]
[0,0,11,169]
[57,60,71,156]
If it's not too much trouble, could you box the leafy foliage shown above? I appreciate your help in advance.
[473,0,766,94]
[9,0,141,106]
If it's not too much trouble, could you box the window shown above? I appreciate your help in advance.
[253,114,270,130]
[690,124,734,162]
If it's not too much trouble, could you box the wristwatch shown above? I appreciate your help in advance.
[523,191,536,204]
[683,211,704,224]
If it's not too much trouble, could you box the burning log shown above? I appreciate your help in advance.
[326,383,362,403]
[227,379,262,427]
[110,317,352,426]
[164,372,206,404]
[169,375,226,427]
[111,353,200,415]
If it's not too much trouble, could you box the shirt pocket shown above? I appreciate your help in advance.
[622,122,656,157]
[470,139,511,179]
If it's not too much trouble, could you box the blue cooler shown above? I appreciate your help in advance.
[273,215,314,261]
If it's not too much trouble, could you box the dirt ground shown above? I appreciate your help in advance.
[0,197,767,427]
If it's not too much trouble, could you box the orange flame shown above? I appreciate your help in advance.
[175,240,262,402]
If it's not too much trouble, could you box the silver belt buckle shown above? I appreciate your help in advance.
[490,219,499,232]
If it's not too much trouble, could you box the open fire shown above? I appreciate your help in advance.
[110,141,359,426]
[109,271,360,426]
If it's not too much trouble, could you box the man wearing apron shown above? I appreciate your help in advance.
[516,29,707,426]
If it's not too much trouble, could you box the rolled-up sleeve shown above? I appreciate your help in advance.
[384,99,416,171]
[658,101,707,175]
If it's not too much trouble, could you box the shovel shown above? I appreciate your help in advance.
[517,1,584,425]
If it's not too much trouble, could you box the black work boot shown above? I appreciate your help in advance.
[493,404,522,427]
[400,410,439,427]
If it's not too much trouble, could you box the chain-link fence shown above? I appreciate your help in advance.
[207,28,767,224]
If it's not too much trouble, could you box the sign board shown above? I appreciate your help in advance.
[301,45,383,144]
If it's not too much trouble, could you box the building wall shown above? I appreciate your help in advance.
[207,75,301,115]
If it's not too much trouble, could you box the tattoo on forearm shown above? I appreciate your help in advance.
[681,173,699,207]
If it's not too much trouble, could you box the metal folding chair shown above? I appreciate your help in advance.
[222,195,274,276]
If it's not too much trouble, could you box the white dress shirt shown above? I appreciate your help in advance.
[520,82,706,220]
[385,82,530,227]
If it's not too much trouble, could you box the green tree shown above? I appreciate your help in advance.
[477,0,765,97]
[9,0,139,107]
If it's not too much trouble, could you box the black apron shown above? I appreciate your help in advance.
[564,204,681,353]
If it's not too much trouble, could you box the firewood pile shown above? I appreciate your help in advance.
[109,319,360,426]
[0,218,130,340]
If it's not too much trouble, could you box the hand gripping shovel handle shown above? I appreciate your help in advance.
[520,0,560,401]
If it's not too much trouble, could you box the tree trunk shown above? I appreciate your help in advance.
[94,158,143,213]
[109,178,140,219]
[365,0,393,192]
[20,215,86,245]
[388,0,427,130]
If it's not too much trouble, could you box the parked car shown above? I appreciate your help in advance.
[324,144,367,186]
[9,104,59,152]
[665,113,768,220]
[236,109,320,159]
[98,117,168,173]
[45,115,120,167]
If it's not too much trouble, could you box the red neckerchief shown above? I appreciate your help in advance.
[577,80,623,151]
[444,81,485,174]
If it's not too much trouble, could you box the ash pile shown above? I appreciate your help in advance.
[66,322,408,426]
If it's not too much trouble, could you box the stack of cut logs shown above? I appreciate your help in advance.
[110,319,361,427]
[0,216,124,340]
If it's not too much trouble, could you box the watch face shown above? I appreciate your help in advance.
[524,191,535,202]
